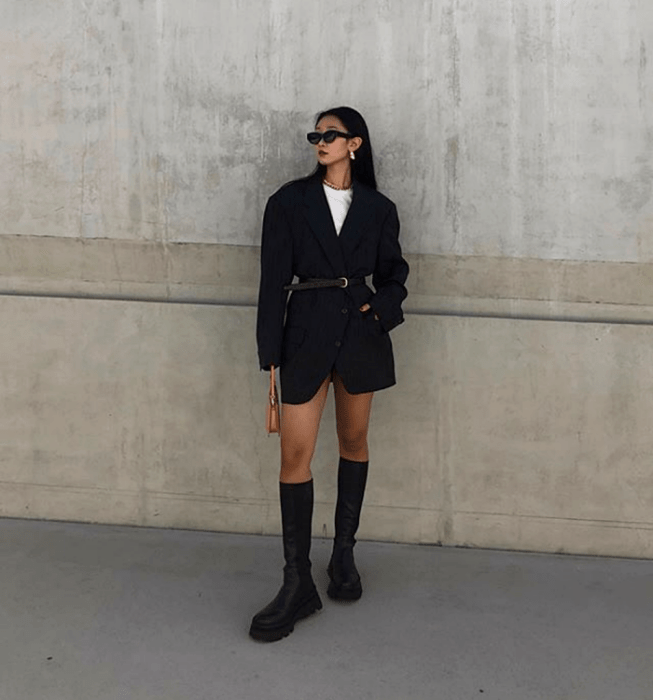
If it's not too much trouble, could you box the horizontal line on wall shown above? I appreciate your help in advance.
[3,287,653,326]
[0,288,253,308]
[410,308,653,327]
[4,480,652,528]
[456,509,653,529]
[4,235,653,309]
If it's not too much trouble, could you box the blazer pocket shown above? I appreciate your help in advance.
[360,310,384,336]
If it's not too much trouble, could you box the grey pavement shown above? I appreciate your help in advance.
[1,517,651,700]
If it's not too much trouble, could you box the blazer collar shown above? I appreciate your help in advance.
[303,177,375,276]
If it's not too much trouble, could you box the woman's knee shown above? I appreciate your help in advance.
[281,446,311,470]
[337,429,368,457]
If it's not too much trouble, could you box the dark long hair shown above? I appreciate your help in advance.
[308,106,377,190]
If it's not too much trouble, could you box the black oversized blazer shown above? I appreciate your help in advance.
[256,174,409,405]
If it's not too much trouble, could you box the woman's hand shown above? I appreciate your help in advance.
[359,303,379,320]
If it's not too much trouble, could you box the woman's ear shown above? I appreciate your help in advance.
[349,136,363,153]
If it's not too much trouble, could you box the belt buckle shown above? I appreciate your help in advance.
[339,277,348,288]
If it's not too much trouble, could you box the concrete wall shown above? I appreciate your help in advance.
[1,0,653,558]
[4,0,652,258]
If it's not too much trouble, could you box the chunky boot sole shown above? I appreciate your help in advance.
[327,578,362,601]
[249,593,323,642]
[326,562,363,601]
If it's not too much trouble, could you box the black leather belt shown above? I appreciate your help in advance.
[284,277,364,291]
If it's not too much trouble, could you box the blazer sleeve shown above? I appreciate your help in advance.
[368,202,409,333]
[256,195,293,370]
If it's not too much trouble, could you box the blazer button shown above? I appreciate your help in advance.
[341,308,348,314]
[335,341,341,347]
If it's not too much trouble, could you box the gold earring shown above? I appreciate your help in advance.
[350,151,355,161]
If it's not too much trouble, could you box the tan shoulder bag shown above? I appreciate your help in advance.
[266,365,281,436]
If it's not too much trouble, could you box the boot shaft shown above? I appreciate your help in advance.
[279,480,314,576]
[334,458,369,546]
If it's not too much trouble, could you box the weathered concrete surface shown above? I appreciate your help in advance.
[1,0,652,259]
[1,294,652,558]
[6,235,653,320]
[2,1,653,557]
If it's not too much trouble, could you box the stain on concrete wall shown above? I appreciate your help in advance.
[1,0,652,261]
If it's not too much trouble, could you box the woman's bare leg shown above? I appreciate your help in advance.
[333,373,374,461]
[250,376,329,642]
[280,375,331,484]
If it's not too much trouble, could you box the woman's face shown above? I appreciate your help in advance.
[313,115,361,168]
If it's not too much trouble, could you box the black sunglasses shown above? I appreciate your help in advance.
[306,129,353,145]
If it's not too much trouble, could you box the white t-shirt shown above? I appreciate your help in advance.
[323,184,353,235]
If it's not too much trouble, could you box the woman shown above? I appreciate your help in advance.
[251,106,409,642]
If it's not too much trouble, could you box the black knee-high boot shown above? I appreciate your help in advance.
[249,480,322,642]
[327,458,369,601]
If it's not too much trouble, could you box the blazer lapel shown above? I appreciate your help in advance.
[338,181,375,261]
[303,178,346,276]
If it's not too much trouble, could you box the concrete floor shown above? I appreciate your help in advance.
[1,518,652,700]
